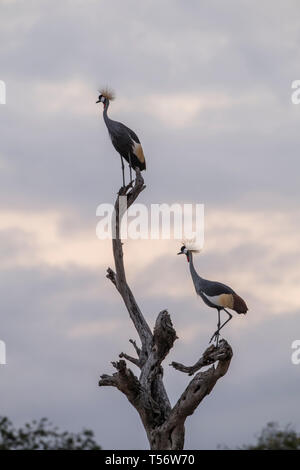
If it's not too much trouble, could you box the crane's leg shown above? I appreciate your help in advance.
[120,155,125,187]
[216,309,221,347]
[210,309,232,345]
[128,154,133,184]
[211,309,221,346]
[219,308,233,333]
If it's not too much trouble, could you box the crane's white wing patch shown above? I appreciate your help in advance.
[202,292,234,309]
[132,141,145,163]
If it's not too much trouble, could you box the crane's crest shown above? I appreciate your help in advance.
[99,87,115,101]
[182,238,202,253]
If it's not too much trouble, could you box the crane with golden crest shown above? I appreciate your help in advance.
[178,240,248,345]
[96,88,146,186]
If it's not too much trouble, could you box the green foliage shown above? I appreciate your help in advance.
[244,422,300,450]
[0,416,101,450]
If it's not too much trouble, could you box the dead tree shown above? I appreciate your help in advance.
[99,170,233,450]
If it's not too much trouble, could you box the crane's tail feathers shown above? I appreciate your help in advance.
[182,238,202,253]
[232,293,248,314]
[99,87,115,101]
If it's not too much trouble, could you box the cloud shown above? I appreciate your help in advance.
[1,205,299,316]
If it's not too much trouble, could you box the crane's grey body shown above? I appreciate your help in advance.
[188,252,235,309]
[97,92,146,186]
[103,107,142,168]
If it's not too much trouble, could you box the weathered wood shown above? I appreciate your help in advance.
[99,170,233,450]
[170,339,232,376]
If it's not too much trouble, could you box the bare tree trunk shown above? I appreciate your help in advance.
[99,170,233,450]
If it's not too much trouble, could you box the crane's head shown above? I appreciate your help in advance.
[177,239,201,262]
[177,245,189,262]
[96,87,115,108]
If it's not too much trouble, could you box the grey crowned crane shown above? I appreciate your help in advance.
[96,88,146,186]
[178,241,248,345]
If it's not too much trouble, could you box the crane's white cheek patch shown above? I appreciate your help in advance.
[202,293,234,309]
[133,142,145,163]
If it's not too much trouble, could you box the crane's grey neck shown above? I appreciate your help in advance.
[188,251,204,287]
[103,100,111,125]
[188,251,196,276]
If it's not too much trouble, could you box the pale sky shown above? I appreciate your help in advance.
[0,0,300,449]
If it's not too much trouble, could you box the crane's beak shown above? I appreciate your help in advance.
[96,99,100,104]
[177,252,183,255]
